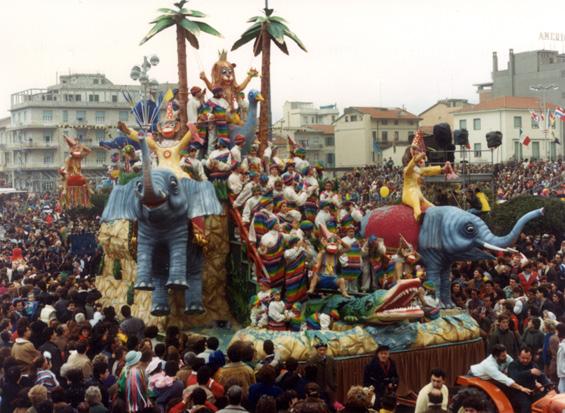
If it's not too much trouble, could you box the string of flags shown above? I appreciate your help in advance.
[521,106,564,146]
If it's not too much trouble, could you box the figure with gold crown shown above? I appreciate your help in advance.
[59,135,93,209]
[401,130,456,222]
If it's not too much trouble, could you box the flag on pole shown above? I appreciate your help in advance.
[522,136,531,146]
[163,88,174,103]
[373,141,381,153]
[518,127,523,137]
[529,110,540,124]
[555,106,565,120]
[549,110,556,129]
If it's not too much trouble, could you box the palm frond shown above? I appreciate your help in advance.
[194,21,222,37]
[139,17,175,45]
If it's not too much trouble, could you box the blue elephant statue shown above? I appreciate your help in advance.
[101,136,222,316]
[362,204,544,308]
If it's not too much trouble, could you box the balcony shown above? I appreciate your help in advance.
[4,163,59,171]
[6,141,58,150]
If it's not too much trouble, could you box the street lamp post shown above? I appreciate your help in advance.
[529,83,559,160]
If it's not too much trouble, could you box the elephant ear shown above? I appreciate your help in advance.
[100,180,139,222]
[180,179,223,218]
[419,207,444,251]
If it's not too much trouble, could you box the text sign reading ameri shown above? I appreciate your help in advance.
[539,32,565,42]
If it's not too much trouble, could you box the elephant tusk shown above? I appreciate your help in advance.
[480,241,512,253]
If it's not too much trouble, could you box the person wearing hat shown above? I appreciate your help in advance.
[205,135,234,181]
[292,146,310,172]
[315,199,338,239]
[188,86,206,123]
[227,163,248,196]
[320,180,340,207]
[268,288,290,330]
[117,350,150,413]
[258,216,287,289]
[234,169,260,208]
[302,165,319,196]
[284,236,309,304]
[248,193,276,243]
[230,134,246,166]
[243,144,263,174]
[267,163,281,190]
[307,342,337,403]
[241,184,263,225]
[363,345,399,409]
[341,225,363,293]
[181,144,208,181]
[282,173,309,207]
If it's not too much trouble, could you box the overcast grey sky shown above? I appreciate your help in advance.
[1,0,564,121]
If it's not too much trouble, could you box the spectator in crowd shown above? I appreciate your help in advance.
[414,368,448,413]
[363,345,398,410]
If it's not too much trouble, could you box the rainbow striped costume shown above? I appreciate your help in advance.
[284,249,308,304]
[302,197,319,222]
[260,233,285,288]
[252,211,271,243]
[341,240,362,282]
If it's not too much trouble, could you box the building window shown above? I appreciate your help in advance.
[62,110,68,123]
[95,111,105,124]
[96,152,106,164]
[350,115,358,122]
[43,133,52,144]
[531,118,539,129]
[325,136,335,146]
[43,154,53,164]
[326,153,335,166]
[89,94,100,102]
[112,95,118,103]
[76,111,86,122]
[119,110,129,122]
[531,141,540,159]
[345,116,349,122]
[473,118,481,130]
[75,94,81,102]
[93,79,99,85]
[459,119,467,129]
[42,110,53,122]
[514,142,523,160]
[394,131,399,141]
[382,131,388,142]
[408,131,413,140]
[372,131,377,140]
[393,120,399,125]
[473,143,481,158]
[381,119,388,125]
[513,116,522,128]
[95,130,105,142]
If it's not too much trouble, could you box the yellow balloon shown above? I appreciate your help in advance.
[380,186,390,198]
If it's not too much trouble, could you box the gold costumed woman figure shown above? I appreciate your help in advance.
[401,130,456,221]
[60,135,92,208]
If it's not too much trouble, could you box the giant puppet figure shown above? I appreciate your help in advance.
[105,100,222,315]
[60,135,92,208]
[199,50,259,115]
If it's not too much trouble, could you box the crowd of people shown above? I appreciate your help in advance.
[0,128,563,413]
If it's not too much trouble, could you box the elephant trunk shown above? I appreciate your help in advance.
[139,135,165,206]
[480,208,544,248]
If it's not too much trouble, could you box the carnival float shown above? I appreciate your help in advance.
[89,0,547,400]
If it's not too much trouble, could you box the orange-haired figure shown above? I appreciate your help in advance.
[401,130,455,221]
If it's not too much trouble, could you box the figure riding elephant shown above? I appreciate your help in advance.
[101,135,222,316]
[362,204,544,308]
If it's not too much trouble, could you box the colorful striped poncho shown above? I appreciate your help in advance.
[371,259,396,289]
[210,103,228,142]
[284,249,308,304]
[118,366,150,413]
[260,233,285,288]
[252,211,271,243]
[326,217,338,234]
[302,197,318,222]
[207,150,232,181]
[341,240,362,282]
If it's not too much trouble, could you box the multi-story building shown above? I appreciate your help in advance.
[419,99,471,129]
[293,124,335,168]
[272,101,338,167]
[334,106,420,167]
[477,49,565,107]
[0,73,174,192]
[452,96,561,162]
[0,117,10,186]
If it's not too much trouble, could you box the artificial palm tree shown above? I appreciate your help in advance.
[140,0,221,135]
[231,2,306,154]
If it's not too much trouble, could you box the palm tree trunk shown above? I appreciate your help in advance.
[176,24,188,136]
[258,23,271,157]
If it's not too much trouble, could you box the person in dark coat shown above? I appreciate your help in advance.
[508,347,551,413]
[307,343,337,403]
[39,327,63,378]
[488,315,521,359]
[363,345,399,409]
